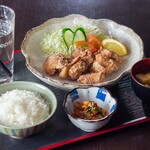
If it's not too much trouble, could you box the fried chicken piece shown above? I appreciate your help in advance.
[72,47,84,57]
[68,60,88,80]
[59,56,82,79]
[100,48,113,59]
[95,49,114,67]
[95,54,119,74]
[77,72,105,84]
[105,59,119,74]
[68,56,81,66]
[99,48,123,63]
[95,49,122,74]
[72,48,94,65]
[95,54,110,67]
[82,50,94,65]
[91,61,105,73]
[59,66,70,79]
[112,52,123,63]
[43,54,67,75]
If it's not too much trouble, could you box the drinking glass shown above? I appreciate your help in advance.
[0,5,15,84]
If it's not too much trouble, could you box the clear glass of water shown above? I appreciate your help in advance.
[0,5,15,84]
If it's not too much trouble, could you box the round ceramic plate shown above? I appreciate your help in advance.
[21,14,144,91]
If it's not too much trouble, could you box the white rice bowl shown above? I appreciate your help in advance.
[0,89,50,128]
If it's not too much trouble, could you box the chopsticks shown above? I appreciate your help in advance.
[0,60,12,78]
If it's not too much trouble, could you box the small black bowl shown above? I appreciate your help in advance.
[130,58,150,115]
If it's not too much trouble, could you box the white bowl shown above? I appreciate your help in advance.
[21,14,144,91]
[0,81,57,139]
[63,87,117,132]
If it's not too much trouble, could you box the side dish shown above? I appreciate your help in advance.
[40,26,105,56]
[73,100,108,120]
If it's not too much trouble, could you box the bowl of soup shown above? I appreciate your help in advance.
[130,58,150,103]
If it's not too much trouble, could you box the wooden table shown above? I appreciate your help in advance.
[1,0,150,150]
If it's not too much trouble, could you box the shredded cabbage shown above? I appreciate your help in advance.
[40,25,105,57]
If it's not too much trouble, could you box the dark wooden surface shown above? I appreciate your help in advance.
[0,0,150,150]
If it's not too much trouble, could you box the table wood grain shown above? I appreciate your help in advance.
[0,0,150,150]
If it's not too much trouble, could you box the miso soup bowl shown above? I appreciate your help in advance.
[63,87,117,132]
[130,58,150,103]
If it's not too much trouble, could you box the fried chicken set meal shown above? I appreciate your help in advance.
[41,26,128,84]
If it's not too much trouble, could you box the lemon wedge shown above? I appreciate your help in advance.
[102,38,128,56]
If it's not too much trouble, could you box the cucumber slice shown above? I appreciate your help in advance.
[73,27,86,43]
[62,28,74,49]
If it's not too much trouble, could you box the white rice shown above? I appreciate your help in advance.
[0,89,50,128]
